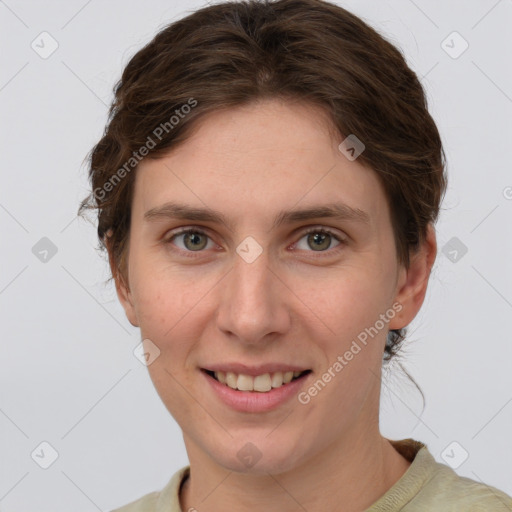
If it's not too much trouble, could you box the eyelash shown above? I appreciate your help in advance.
[163,226,347,258]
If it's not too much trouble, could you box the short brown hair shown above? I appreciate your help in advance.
[79,0,447,365]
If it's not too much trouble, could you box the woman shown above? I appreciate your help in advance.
[80,0,512,510]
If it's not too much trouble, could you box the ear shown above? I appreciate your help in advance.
[388,224,437,330]
[105,232,139,328]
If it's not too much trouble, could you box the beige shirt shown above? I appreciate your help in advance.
[112,438,512,511]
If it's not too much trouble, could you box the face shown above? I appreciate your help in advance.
[114,99,433,474]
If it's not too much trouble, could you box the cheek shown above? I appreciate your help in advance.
[307,276,388,413]
[130,267,217,365]
[297,266,393,344]
[133,273,207,418]
[133,283,171,336]
[131,265,195,329]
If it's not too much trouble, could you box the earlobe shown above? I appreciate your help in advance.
[114,274,139,328]
[388,224,437,330]
[106,233,139,328]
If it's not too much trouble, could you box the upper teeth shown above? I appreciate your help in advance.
[214,371,303,392]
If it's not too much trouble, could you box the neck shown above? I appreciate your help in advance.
[180,431,411,512]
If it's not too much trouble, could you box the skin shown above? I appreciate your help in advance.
[111,98,437,512]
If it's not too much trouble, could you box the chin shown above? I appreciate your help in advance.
[208,437,307,476]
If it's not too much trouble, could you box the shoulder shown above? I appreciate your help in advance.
[416,465,512,511]
[405,448,512,511]
[111,491,160,512]
[110,467,190,512]
[373,439,512,512]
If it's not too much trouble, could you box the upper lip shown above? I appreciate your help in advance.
[202,363,311,376]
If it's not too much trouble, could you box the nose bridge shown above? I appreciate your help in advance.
[236,244,270,294]
[216,240,288,342]
[231,244,275,316]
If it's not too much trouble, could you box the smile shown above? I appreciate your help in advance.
[203,369,311,392]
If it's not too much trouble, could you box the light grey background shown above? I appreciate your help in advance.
[1,0,511,510]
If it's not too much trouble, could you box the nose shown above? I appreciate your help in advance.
[215,244,291,346]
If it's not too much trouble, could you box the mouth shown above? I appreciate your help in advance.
[201,368,312,393]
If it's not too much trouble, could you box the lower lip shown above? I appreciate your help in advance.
[202,370,311,413]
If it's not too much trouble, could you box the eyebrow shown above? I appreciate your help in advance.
[143,201,371,231]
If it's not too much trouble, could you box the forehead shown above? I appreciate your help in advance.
[134,99,388,229]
